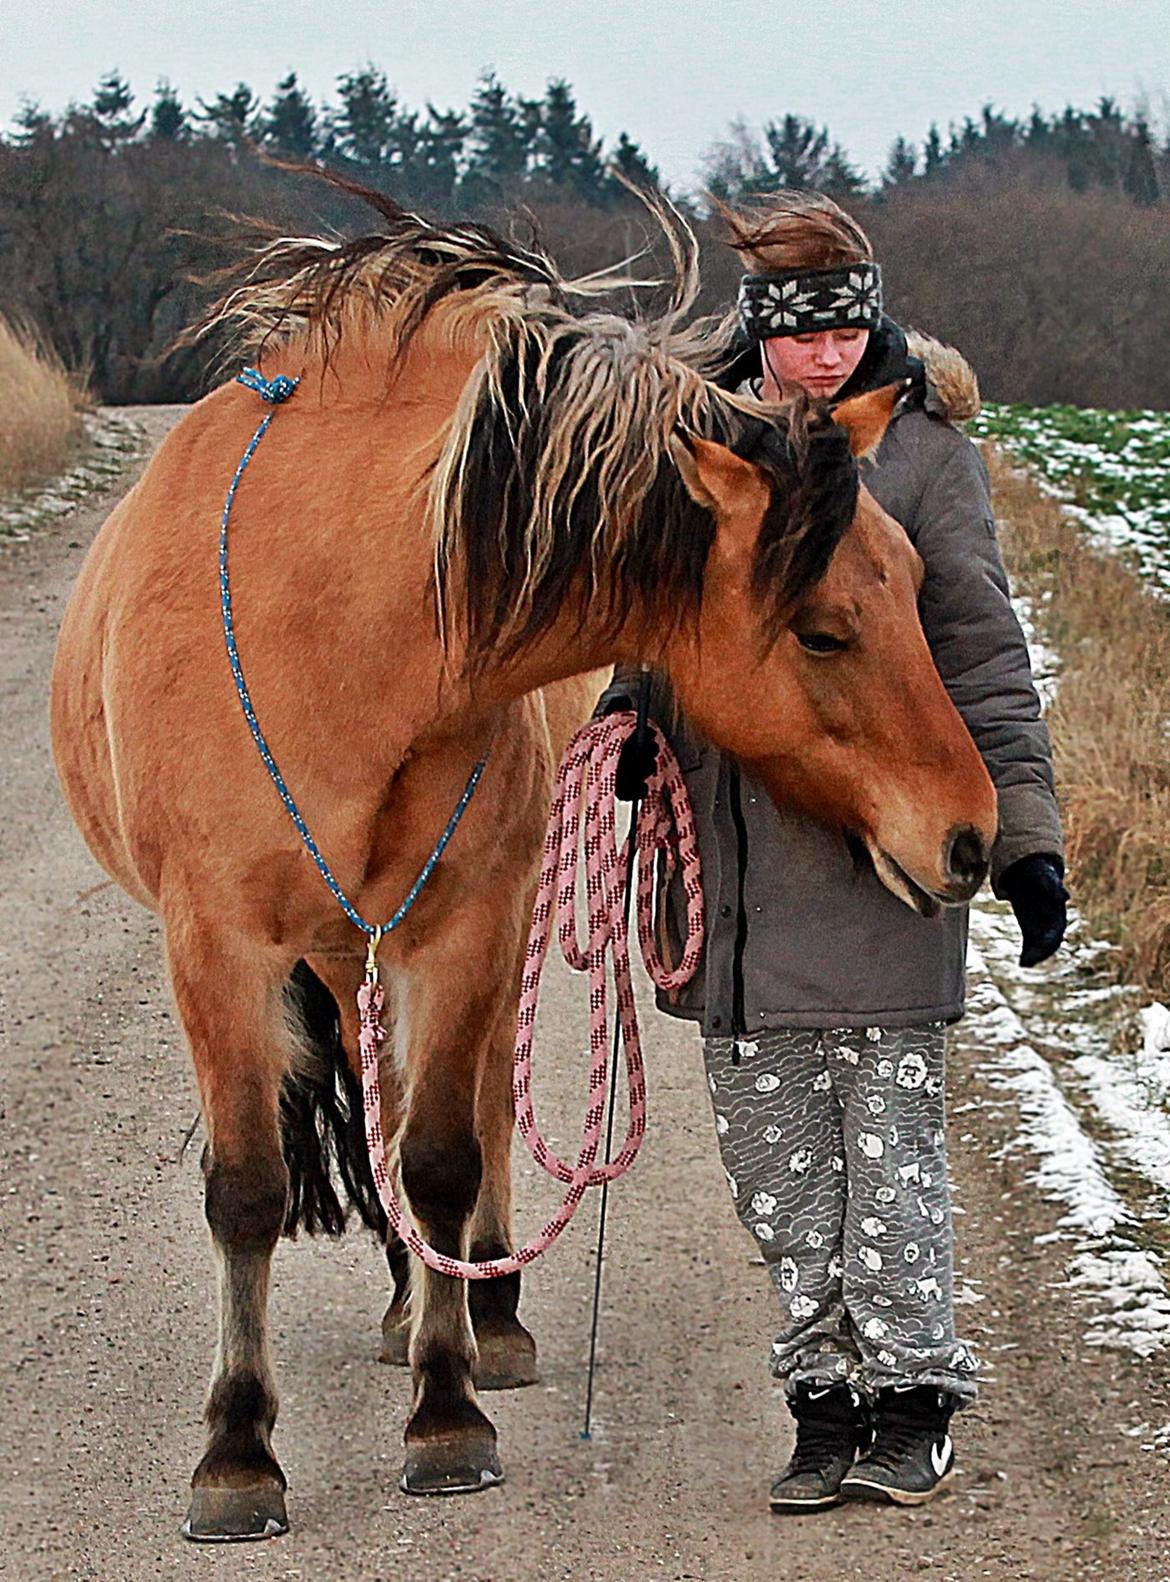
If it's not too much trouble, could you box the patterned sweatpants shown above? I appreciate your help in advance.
[703,1025,978,1403]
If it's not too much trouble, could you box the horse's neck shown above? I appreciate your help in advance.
[438,614,657,720]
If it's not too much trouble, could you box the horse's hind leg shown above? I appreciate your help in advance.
[380,1237,412,1365]
[168,923,293,1542]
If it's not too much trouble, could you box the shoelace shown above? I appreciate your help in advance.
[787,1416,859,1476]
[863,1415,941,1471]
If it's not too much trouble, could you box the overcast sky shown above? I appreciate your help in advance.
[2,0,1166,190]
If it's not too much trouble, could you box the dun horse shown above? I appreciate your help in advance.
[50,175,996,1540]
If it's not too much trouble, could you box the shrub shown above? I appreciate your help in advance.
[0,316,87,494]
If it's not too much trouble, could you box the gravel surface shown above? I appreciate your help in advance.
[2,409,1168,1581]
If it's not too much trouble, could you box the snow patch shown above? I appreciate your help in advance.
[966,918,1170,1358]
[0,409,147,540]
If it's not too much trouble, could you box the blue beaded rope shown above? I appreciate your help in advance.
[220,367,487,942]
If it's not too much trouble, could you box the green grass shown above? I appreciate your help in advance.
[970,402,1170,589]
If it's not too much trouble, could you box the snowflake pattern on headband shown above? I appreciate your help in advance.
[738,262,882,340]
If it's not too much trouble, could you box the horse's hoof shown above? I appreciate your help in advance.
[379,1303,410,1366]
[181,1482,289,1542]
[474,1321,539,1391]
[401,1430,504,1496]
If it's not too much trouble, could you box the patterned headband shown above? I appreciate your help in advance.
[737,262,882,340]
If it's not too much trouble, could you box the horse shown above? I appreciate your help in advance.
[49,172,996,1540]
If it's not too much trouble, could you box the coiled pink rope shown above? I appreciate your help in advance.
[358,709,704,1279]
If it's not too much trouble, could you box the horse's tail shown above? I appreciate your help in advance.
[279,960,387,1239]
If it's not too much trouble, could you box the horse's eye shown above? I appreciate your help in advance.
[795,630,849,655]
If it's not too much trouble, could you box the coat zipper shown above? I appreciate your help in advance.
[727,763,750,1058]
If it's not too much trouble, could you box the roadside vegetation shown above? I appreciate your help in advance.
[0,316,87,495]
[984,434,1170,994]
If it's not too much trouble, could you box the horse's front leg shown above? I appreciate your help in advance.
[466,995,539,1391]
[395,909,519,1495]
[168,923,294,1541]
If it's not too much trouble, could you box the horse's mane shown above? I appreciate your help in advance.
[193,166,860,665]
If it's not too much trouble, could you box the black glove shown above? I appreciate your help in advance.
[614,730,658,801]
[596,690,659,801]
[999,853,1068,967]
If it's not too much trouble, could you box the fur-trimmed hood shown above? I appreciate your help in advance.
[833,316,980,423]
[905,329,980,423]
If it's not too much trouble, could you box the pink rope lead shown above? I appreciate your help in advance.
[358,709,704,1279]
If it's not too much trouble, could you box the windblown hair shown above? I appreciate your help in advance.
[432,320,860,662]
[711,188,873,273]
[192,165,861,664]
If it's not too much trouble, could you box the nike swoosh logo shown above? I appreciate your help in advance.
[931,1435,953,1477]
[806,1387,832,1400]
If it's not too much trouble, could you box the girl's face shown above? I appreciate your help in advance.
[759,328,870,401]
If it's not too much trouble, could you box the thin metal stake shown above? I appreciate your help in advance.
[581,669,650,1439]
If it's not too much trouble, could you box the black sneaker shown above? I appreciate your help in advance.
[769,1381,869,1514]
[840,1384,958,1506]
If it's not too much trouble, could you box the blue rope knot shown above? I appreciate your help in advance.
[237,366,299,404]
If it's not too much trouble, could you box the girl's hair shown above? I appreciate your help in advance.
[711,189,873,272]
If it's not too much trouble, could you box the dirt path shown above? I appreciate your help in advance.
[1,413,1168,1581]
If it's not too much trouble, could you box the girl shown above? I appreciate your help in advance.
[602,190,1066,1511]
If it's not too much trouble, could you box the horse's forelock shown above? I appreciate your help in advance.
[747,411,860,646]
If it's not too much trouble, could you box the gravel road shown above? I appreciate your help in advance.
[2,409,1168,1581]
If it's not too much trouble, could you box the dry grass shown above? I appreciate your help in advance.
[988,445,1170,994]
[0,317,87,495]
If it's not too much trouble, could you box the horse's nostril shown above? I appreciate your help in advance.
[946,825,989,888]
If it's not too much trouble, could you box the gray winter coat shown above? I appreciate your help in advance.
[601,330,1063,1034]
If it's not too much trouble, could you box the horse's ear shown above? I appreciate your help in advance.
[667,433,717,512]
[668,434,768,534]
[830,379,910,458]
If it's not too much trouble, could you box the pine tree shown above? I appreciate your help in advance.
[1053,104,1089,190]
[416,105,467,207]
[1024,105,1051,149]
[1085,95,1128,189]
[334,66,397,169]
[387,108,421,192]
[149,80,188,142]
[882,135,918,188]
[263,72,317,158]
[763,114,831,188]
[979,103,1019,156]
[922,123,945,178]
[465,71,531,189]
[759,114,864,196]
[821,143,866,199]
[609,131,660,193]
[89,70,146,148]
[10,100,54,146]
[195,83,259,147]
[1124,117,1160,205]
[533,79,606,201]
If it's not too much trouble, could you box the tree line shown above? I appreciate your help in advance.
[705,96,1166,207]
[1,68,1167,408]
[11,67,659,212]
